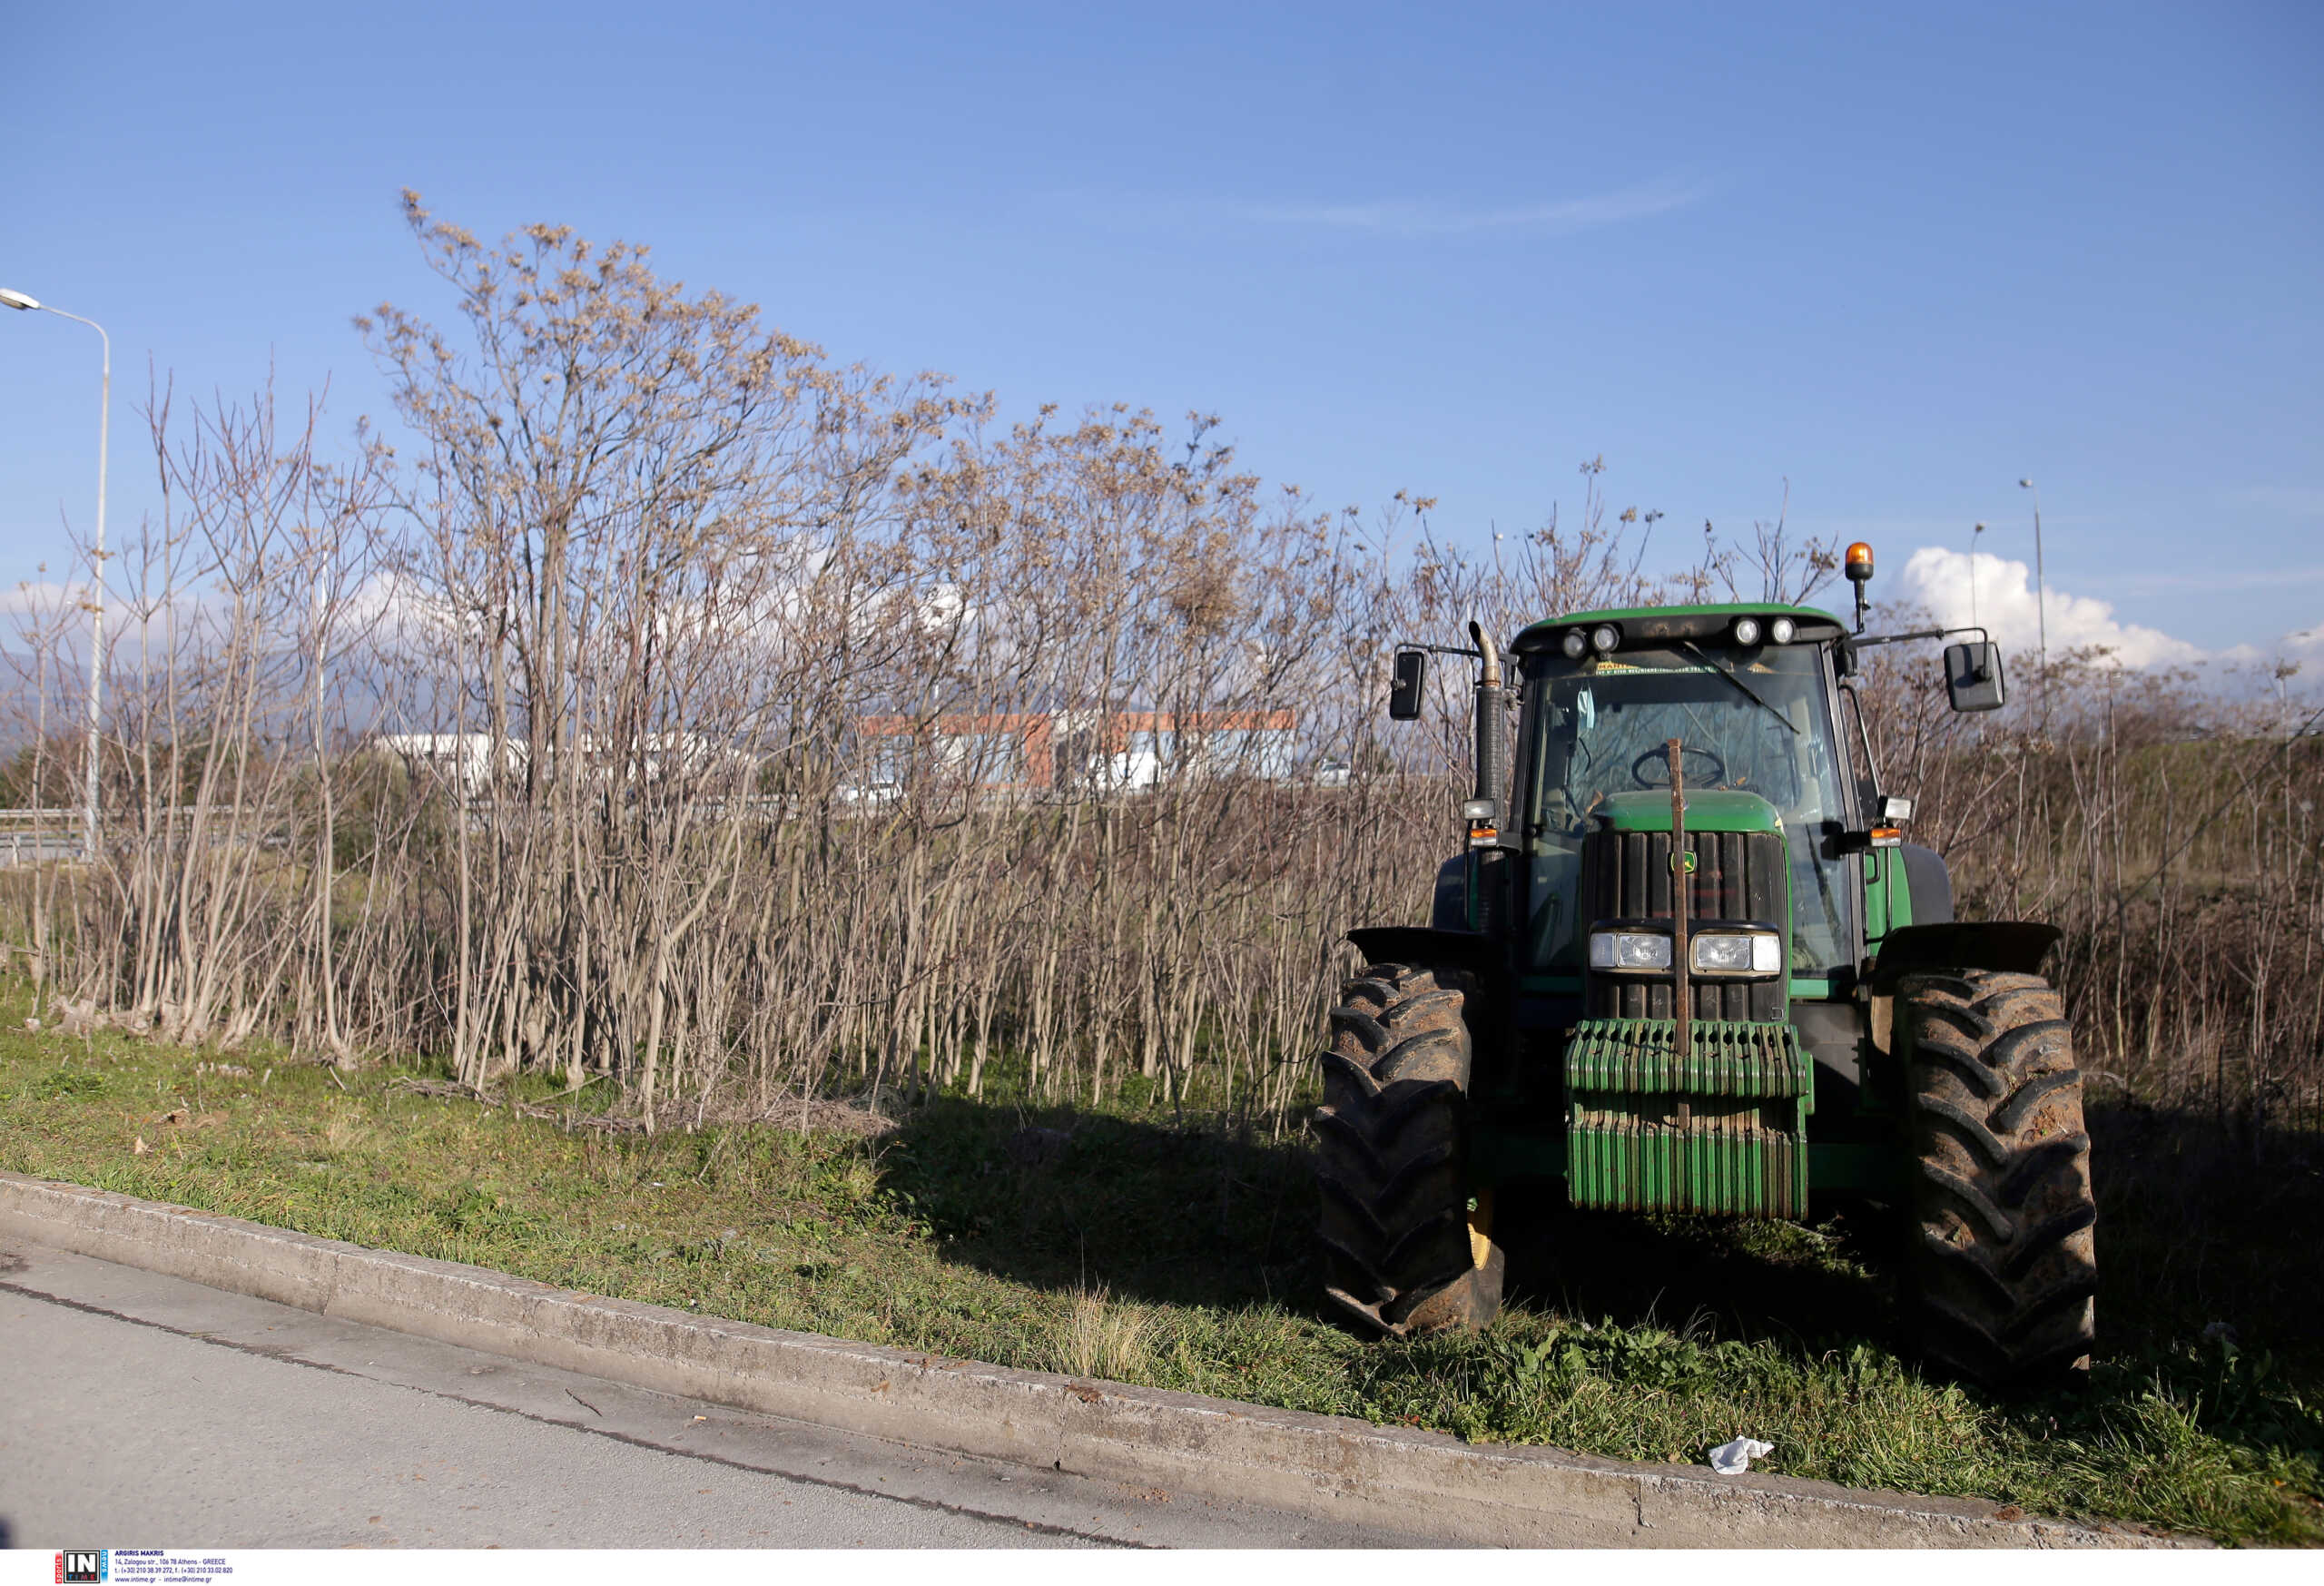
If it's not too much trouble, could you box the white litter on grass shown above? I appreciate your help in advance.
[1708,1436,1774,1475]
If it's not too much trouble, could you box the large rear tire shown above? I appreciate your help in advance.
[1314,960,1503,1335]
[1897,968,2098,1390]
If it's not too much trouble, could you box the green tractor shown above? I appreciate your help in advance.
[1315,543,2097,1390]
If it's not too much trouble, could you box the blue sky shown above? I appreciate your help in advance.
[3,1,2319,661]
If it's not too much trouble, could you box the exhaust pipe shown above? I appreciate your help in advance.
[1468,618,1504,813]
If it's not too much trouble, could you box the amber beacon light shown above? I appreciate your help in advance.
[1844,540,1875,630]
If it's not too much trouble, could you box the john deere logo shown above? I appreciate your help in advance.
[59,1552,108,1584]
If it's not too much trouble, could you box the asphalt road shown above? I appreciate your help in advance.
[0,1240,1408,1550]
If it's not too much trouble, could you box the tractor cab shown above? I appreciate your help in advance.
[1507,605,1862,989]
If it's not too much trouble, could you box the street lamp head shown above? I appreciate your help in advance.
[2018,478,2034,488]
[0,287,42,311]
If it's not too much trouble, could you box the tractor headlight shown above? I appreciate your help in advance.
[1561,627,1588,659]
[1589,930,1672,970]
[1731,616,1761,645]
[1769,616,1797,645]
[1690,931,1784,975]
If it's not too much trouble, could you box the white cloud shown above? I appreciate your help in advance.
[1896,546,2203,669]
[2104,564,2324,597]
[1,577,93,620]
[2228,485,2324,517]
[1,577,162,643]
[1068,177,1709,246]
[1246,179,1709,239]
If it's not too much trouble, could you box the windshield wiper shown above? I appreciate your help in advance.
[1676,641,1799,736]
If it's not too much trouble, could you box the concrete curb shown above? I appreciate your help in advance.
[0,1171,2168,1548]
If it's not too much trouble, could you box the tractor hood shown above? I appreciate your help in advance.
[1592,789,1782,834]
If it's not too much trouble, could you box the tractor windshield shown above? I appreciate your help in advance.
[1519,642,1857,977]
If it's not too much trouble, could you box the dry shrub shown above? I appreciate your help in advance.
[3,199,2314,1148]
[0,202,1666,1129]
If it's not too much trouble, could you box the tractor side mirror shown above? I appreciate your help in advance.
[1388,648,1428,720]
[1943,641,2007,713]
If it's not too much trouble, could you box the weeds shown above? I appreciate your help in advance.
[1049,1286,1159,1382]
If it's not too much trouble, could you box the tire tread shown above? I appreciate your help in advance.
[1314,960,1501,1337]
[1899,966,2098,1392]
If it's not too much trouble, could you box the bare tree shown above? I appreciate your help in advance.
[7,201,2310,1137]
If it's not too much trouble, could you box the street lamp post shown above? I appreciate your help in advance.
[2018,478,2048,720]
[2,287,109,862]
[1970,522,1986,628]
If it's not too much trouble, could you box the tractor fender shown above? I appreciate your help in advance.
[1869,921,2060,991]
[1430,854,1469,931]
[1898,842,1954,925]
[1344,925,1504,980]
[1866,921,2062,1059]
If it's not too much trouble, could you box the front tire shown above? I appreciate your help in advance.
[1314,960,1503,1335]
[1898,968,2098,1390]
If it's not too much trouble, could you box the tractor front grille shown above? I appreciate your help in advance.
[1581,826,1787,1023]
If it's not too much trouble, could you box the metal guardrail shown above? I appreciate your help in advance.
[0,812,85,867]
[0,808,209,867]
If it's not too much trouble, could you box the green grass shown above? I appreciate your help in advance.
[2,1000,2318,1545]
